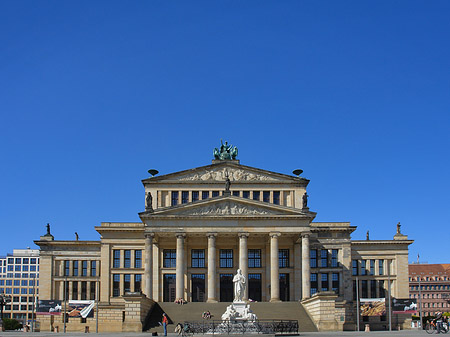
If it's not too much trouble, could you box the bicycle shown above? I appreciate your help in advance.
[426,320,449,334]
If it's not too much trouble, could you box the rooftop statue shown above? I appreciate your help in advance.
[214,139,238,160]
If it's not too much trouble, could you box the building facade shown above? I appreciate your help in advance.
[409,264,450,316]
[35,153,413,332]
[0,249,40,324]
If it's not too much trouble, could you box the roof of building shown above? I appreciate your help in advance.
[409,263,450,276]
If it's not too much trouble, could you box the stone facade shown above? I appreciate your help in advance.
[34,157,413,331]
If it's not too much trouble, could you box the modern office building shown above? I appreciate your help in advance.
[35,145,413,332]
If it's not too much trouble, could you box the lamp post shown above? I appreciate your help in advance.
[418,273,423,329]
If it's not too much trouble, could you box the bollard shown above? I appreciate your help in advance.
[365,323,370,332]
[85,326,90,333]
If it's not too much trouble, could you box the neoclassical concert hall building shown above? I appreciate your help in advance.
[36,148,413,332]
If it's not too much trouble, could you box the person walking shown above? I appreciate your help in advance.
[162,313,169,336]
[436,311,443,334]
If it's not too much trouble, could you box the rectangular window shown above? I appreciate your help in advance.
[279,249,289,268]
[113,250,120,268]
[81,281,87,300]
[21,280,27,286]
[370,260,375,276]
[310,249,317,268]
[192,191,199,202]
[64,261,70,276]
[360,260,367,276]
[361,280,368,298]
[21,288,27,294]
[182,191,189,204]
[263,191,270,202]
[202,191,210,200]
[30,266,36,271]
[321,273,328,291]
[91,261,97,276]
[163,250,176,268]
[31,258,37,264]
[7,266,13,272]
[15,258,21,264]
[320,249,328,267]
[72,281,78,299]
[242,191,250,199]
[332,273,339,293]
[212,191,220,197]
[220,249,233,268]
[15,265,21,271]
[135,250,142,268]
[22,265,28,271]
[23,258,29,264]
[273,191,280,205]
[7,258,13,264]
[191,249,205,268]
[378,260,384,275]
[352,260,358,276]
[253,191,260,201]
[248,249,261,268]
[171,191,179,206]
[370,280,377,298]
[73,261,78,276]
[90,281,96,300]
[134,274,142,292]
[124,250,131,268]
[232,191,240,196]
[113,274,120,297]
[82,261,88,276]
[311,273,318,295]
[14,280,20,286]
[124,274,131,293]
[331,250,338,267]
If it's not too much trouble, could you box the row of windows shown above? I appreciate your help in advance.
[112,274,142,297]
[4,305,34,311]
[112,250,142,269]
[416,302,450,308]
[6,265,38,272]
[353,280,386,299]
[409,276,449,281]
[64,260,97,277]
[0,280,38,286]
[10,296,35,303]
[62,281,97,300]
[0,288,38,294]
[310,249,339,268]
[5,258,38,265]
[352,259,385,276]
[411,292,450,299]
[171,190,283,206]
[1,273,38,279]
[310,272,340,295]
[410,285,450,291]
[163,249,292,269]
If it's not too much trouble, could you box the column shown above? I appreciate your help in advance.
[301,233,310,299]
[270,232,281,302]
[144,233,154,299]
[207,233,217,303]
[176,233,186,300]
[239,233,249,300]
[294,241,302,301]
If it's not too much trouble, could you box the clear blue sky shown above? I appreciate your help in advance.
[1,1,449,263]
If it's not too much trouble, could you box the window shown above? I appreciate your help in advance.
[82,261,88,276]
[135,250,142,268]
[135,274,142,292]
[182,191,189,204]
[15,265,21,271]
[310,249,317,268]
[378,260,384,275]
[212,191,220,197]
[370,280,377,298]
[253,191,260,201]
[124,250,131,268]
[243,191,250,199]
[91,261,97,277]
[113,274,120,297]
[171,191,179,206]
[14,280,20,286]
[90,281,96,300]
[30,258,36,264]
[263,191,270,203]
[21,288,27,294]
[64,261,70,276]
[321,273,328,291]
[30,266,36,271]
[370,260,375,276]
[352,260,358,276]
[361,280,368,298]
[248,249,261,268]
[311,273,318,295]
[332,273,339,293]
[202,191,210,200]
[273,191,280,205]
[360,260,366,276]
[124,274,131,293]
[7,258,13,264]
[192,191,199,202]
[7,266,13,272]
[113,250,120,268]
[23,258,29,264]
[279,249,289,268]
[379,280,385,298]
[23,265,28,272]
[191,250,205,268]
[331,250,338,267]
[320,249,328,267]
[81,281,87,300]
[72,281,78,299]
[21,280,27,286]
[15,258,21,264]
[163,250,176,268]
[220,249,233,268]
[73,261,79,276]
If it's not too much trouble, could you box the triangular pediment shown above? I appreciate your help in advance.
[141,196,312,217]
[143,161,308,184]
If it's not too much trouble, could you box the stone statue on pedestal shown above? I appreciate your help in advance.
[302,192,309,209]
[146,192,153,212]
[233,269,246,302]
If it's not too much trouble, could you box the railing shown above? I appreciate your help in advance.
[183,320,299,335]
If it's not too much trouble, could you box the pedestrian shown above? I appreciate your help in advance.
[162,313,169,336]
[436,311,443,334]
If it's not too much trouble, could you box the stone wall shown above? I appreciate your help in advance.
[122,293,153,332]
[302,292,340,331]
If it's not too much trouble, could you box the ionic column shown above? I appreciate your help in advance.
[294,241,302,301]
[144,233,154,299]
[176,233,186,300]
[239,233,249,300]
[270,232,281,302]
[207,233,217,303]
[301,233,311,299]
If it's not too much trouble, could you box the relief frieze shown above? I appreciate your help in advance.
[177,167,279,182]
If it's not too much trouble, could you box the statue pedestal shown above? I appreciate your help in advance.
[221,301,257,322]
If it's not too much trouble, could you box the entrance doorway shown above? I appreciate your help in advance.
[163,274,176,302]
[220,274,233,302]
[280,273,290,301]
[191,274,205,302]
[248,273,261,302]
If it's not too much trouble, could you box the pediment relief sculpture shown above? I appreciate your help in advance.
[176,201,272,216]
[178,167,280,182]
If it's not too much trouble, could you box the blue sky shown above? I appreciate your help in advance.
[0,1,449,263]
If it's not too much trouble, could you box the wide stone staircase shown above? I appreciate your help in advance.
[144,302,317,333]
